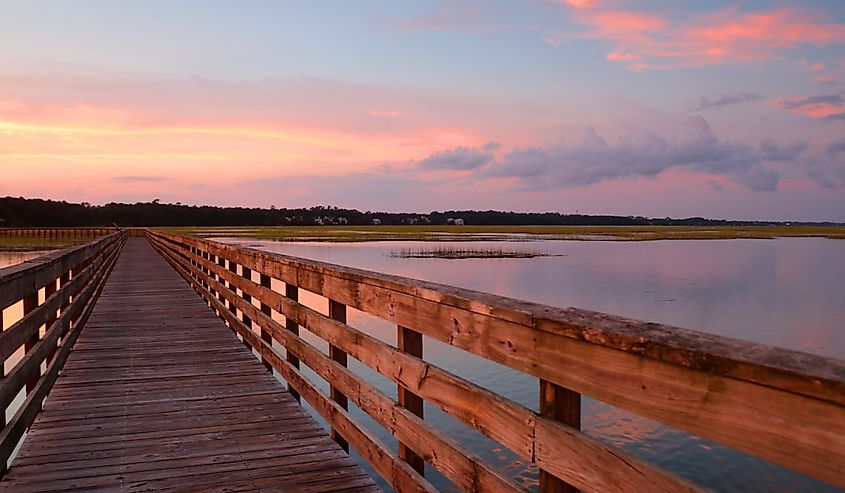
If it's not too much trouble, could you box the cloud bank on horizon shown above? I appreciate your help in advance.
[1,0,844,220]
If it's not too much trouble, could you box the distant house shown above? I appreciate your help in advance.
[337,216,348,225]
[454,218,465,226]
[372,218,381,225]
[314,217,324,226]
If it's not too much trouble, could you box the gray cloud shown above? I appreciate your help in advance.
[759,139,809,162]
[483,117,798,192]
[803,162,837,189]
[781,94,844,110]
[417,142,498,170]
[694,92,761,111]
[827,137,845,158]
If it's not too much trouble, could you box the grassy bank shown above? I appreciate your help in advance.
[166,225,845,242]
[0,237,89,252]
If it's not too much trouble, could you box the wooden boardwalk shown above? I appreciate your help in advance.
[1,238,379,493]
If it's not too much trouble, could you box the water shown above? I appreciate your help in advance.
[217,237,845,493]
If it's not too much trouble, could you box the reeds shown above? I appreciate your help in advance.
[390,246,555,259]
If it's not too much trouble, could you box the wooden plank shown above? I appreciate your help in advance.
[0,235,121,471]
[162,238,706,492]
[150,231,845,488]
[260,273,274,371]
[160,241,715,493]
[539,380,580,493]
[328,298,350,452]
[398,326,425,476]
[155,242,433,493]
[1,237,378,493]
[286,281,302,401]
[159,232,845,402]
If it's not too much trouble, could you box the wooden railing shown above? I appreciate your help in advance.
[0,228,117,239]
[0,231,126,472]
[147,230,845,493]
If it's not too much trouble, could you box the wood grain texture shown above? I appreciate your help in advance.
[0,233,123,472]
[148,231,845,489]
[153,239,434,493]
[152,232,706,493]
[1,238,379,493]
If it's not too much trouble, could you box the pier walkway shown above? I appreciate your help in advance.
[0,238,378,492]
[1,229,842,493]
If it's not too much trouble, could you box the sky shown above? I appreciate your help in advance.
[1,0,845,221]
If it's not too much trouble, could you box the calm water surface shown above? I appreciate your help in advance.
[217,237,844,493]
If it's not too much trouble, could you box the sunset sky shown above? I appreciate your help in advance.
[2,0,845,220]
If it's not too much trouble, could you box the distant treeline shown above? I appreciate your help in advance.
[0,197,839,227]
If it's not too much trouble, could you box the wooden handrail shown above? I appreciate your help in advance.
[147,230,845,492]
[0,228,117,240]
[0,231,126,473]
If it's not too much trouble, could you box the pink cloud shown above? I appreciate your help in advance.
[556,0,599,10]
[780,94,844,119]
[592,11,666,35]
[560,6,845,69]
[367,110,402,118]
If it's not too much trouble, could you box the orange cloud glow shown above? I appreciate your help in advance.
[0,93,487,202]
[557,0,599,10]
[563,6,845,69]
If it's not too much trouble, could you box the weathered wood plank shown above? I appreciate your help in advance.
[398,326,425,476]
[159,238,706,493]
[1,238,379,493]
[154,241,435,493]
[0,234,122,471]
[151,231,845,489]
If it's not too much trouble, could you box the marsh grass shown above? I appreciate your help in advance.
[390,246,558,259]
[167,225,845,242]
[0,236,85,252]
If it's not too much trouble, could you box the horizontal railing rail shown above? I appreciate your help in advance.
[147,230,845,492]
[0,228,117,239]
[0,230,126,473]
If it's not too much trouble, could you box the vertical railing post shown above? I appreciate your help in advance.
[58,272,71,341]
[259,274,273,372]
[22,291,40,393]
[285,283,301,402]
[44,278,58,365]
[240,266,253,352]
[328,299,349,452]
[398,325,425,475]
[216,256,228,324]
[539,380,581,493]
[227,260,238,317]
[201,250,210,292]
[0,309,4,429]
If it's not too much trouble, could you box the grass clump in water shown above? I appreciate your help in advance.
[390,246,557,259]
